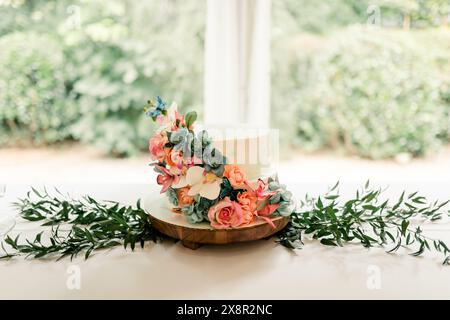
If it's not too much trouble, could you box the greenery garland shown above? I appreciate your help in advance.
[1,183,449,264]
[0,188,160,260]
[278,182,450,265]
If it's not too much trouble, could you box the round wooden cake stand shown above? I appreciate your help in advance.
[144,194,290,250]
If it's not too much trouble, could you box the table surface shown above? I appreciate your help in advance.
[0,182,449,299]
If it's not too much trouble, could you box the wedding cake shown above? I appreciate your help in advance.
[146,97,294,229]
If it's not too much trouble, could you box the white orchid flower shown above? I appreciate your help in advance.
[171,175,188,189]
[186,166,222,200]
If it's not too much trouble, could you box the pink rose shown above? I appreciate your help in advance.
[149,132,168,162]
[208,197,244,229]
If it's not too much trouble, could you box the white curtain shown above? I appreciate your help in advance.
[203,0,271,128]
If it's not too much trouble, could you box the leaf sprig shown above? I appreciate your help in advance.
[277,182,450,265]
[0,188,160,260]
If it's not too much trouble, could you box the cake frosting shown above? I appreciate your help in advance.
[199,125,278,181]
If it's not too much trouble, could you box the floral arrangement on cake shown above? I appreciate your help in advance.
[145,96,294,229]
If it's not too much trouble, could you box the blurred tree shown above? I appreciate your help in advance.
[1,0,450,158]
[63,0,205,156]
[0,32,78,146]
[422,0,450,27]
[0,0,205,156]
[272,27,450,159]
[272,0,450,34]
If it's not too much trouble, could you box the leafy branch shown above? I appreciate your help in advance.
[277,182,450,265]
[0,188,160,260]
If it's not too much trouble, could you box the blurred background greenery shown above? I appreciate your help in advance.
[0,0,449,158]
[0,0,205,156]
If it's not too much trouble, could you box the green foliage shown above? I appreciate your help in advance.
[267,178,295,216]
[1,0,449,158]
[219,178,244,202]
[2,184,449,265]
[0,188,160,260]
[166,187,179,207]
[273,27,450,158]
[65,0,205,156]
[273,0,370,35]
[0,32,78,146]
[0,0,204,156]
[272,0,450,35]
[277,181,450,265]
[181,196,217,224]
[185,111,198,129]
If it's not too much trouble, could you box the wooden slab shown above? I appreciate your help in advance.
[144,194,290,249]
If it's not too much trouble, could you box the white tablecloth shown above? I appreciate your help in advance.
[0,182,449,299]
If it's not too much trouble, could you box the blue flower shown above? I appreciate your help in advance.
[145,96,168,119]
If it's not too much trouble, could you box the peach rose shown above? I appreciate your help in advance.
[223,164,246,188]
[165,148,183,168]
[237,191,257,225]
[208,197,243,229]
[149,132,168,162]
[177,186,194,206]
[164,148,187,176]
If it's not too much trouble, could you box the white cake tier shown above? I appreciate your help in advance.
[203,126,279,180]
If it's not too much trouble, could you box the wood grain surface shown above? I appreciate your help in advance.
[148,213,290,249]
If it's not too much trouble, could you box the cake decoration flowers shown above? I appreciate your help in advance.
[223,164,247,188]
[149,132,168,162]
[155,165,187,193]
[208,197,244,229]
[237,191,257,225]
[185,166,222,200]
[146,96,295,229]
[145,96,168,120]
[177,187,195,206]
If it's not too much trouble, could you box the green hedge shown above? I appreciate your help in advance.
[0,32,78,146]
[272,27,450,159]
[0,0,205,156]
[1,1,449,159]
[65,0,205,157]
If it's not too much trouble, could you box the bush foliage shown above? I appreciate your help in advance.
[0,0,204,156]
[272,27,450,158]
[65,0,205,156]
[1,0,450,158]
[0,32,78,146]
